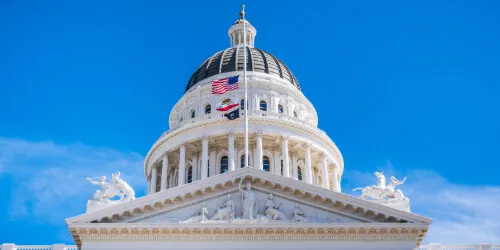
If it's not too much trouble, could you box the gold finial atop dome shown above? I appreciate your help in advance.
[240,5,245,19]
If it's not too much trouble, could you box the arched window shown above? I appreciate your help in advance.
[278,104,284,113]
[297,167,303,181]
[187,166,193,183]
[240,154,247,168]
[205,104,211,114]
[263,156,270,172]
[179,116,184,122]
[190,110,195,119]
[240,99,245,110]
[281,160,284,175]
[220,156,228,174]
[260,101,267,111]
[293,111,298,118]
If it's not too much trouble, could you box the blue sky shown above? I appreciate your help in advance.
[1,0,499,245]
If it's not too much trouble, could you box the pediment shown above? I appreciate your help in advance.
[127,188,363,224]
[66,168,431,225]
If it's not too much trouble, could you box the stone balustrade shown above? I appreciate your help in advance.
[0,244,78,250]
[417,244,500,250]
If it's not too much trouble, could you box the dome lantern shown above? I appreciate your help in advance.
[228,6,257,48]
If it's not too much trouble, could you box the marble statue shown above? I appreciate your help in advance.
[352,171,408,201]
[211,194,235,220]
[264,194,288,220]
[182,202,209,223]
[86,171,135,202]
[292,204,307,222]
[385,176,408,201]
[239,179,257,219]
[111,171,135,201]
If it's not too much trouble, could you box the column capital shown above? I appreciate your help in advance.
[281,134,289,142]
[202,136,209,142]
[320,152,328,160]
[191,152,198,158]
[179,143,186,150]
[227,131,235,138]
[301,142,311,149]
[256,131,264,138]
[290,151,299,158]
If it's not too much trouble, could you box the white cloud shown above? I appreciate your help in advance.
[0,138,146,228]
[343,163,500,244]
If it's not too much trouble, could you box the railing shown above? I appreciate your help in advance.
[0,244,78,250]
[416,244,500,250]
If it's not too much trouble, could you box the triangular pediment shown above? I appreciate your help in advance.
[66,168,431,225]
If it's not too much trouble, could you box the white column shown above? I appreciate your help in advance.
[228,132,235,172]
[178,144,186,186]
[273,147,280,175]
[201,137,209,180]
[332,163,340,192]
[281,135,290,178]
[251,144,257,168]
[160,154,168,191]
[291,152,298,180]
[256,131,263,170]
[191,153,198,181]
[321,154,330,189]
[150,165,158,193]
[304,143,313,184]
[209,148,216,176]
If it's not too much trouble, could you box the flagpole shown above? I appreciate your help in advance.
[242,5,249,168]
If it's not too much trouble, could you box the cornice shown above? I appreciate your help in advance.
[69,224,427,247]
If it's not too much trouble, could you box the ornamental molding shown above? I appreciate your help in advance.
[69,224,426,247]
[145,115,343,176]
[76,232,422,242]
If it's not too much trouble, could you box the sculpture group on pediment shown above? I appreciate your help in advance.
[181,202,209,223]
[211,194,235,220]
[86,171,135,202]
[239,179,258,219]
[264,194,288,220]
[353,171,409,201]
[292,204,307,222]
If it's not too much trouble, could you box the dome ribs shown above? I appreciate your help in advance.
[220,48,236,74]
[205,51,223,79]
[246,46,253,71]
[266,50,284,79]
[218,48,230,74]
[185,47,301,93]
[254,48,269,74]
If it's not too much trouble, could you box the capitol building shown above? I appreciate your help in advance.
[1,8,498,250]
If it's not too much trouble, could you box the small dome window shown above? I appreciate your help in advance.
[278,104,284,113]
[179,116,184,122]
[293,111,298,118]
[260,101,267,111]
[240,99,245,110]
[187,166,193,183]
[263,156,270,172]
[205,104,211,114]
[190,110,195,119]
[220,156,229,174]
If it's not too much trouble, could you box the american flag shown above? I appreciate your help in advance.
[212,75,240,94]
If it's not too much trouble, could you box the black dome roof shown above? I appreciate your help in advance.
[185,47,300,92]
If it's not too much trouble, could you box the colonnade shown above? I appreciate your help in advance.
[148,132,341,194]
